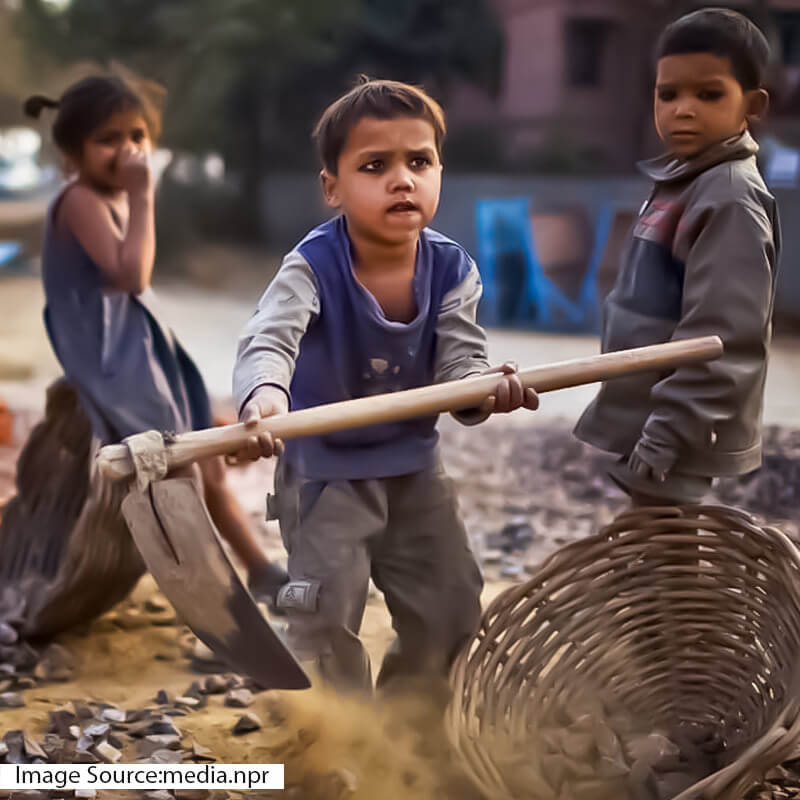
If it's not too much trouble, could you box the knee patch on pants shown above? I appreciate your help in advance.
[275,580,321,613]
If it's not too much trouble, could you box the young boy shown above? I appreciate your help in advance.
[575,8,780,505]
[232,79,538,690]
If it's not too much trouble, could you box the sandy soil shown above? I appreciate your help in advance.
[1,270,799,798]
[0,574,511,800]
[0,424,513,797]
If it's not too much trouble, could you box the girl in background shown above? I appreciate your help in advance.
[25,74,287,603]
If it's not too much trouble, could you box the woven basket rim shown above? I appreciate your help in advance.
[448,504,800,800]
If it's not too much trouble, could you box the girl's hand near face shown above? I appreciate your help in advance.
[59,140,156,294]
[117,145,151,195]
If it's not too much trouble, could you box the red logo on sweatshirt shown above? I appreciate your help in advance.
[635,199,684,244]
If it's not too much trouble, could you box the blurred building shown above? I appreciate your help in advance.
[448,0,800,171]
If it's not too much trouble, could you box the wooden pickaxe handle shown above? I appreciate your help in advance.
[96,335,723,481]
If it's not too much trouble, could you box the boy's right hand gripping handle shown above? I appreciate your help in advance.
[96,335,723,482]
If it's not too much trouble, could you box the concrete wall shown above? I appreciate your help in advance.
[259,173,800,326]
[447,0,651,167]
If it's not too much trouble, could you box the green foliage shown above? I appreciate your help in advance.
[15,0,504,174]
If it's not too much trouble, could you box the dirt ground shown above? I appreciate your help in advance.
[2,411,799,799]
[0,574,499,799]
[2,264,800,799]
[0,469,512,800]
[0,414,514,798]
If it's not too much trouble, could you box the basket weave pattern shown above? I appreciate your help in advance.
[447,505,800,799]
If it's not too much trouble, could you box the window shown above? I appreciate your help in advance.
[564,18,610,88]
[776,11,800,67]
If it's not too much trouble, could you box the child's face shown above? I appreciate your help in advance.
[321,116,442,247]
[654,52,766,159]
[76,108,151,193]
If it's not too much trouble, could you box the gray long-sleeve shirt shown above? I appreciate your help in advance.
[233,250,491,415]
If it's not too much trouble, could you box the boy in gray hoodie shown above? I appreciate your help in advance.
[575,8,780,504]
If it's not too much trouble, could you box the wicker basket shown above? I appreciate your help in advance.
[447,505,800,800]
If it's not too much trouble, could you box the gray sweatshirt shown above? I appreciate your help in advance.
[575,132,781,477]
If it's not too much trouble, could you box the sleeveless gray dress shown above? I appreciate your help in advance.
[41,184,212,444]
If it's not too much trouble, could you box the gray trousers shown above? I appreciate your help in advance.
[270,457,483,691]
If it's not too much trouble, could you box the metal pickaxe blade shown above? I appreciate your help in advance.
[121,477,310,691]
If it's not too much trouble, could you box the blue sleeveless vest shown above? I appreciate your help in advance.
[285,216,473,480]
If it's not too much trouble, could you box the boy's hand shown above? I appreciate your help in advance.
[235,386,289,462]
[479,362,539,415]
[628,435,678,483]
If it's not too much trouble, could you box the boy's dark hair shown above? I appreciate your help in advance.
[23,74,164,157]
[656,8,770,91]
[313,77,446,174]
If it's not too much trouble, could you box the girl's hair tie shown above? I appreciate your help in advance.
[23,95,60,119]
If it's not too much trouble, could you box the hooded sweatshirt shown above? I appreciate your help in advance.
[575,131,780,477]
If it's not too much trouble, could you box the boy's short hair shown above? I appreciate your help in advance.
[313,77,446,174]
[655,8,770,91]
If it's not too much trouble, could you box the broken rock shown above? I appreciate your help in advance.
[100,707,126,723]
[22,734,47,761]
[183,681,205,700]
[48,708,78,737]
[190,741,215,762]
[145,734,182,751]
[232,713,262,735]
[84,723,111,738]
[3,730,24,764]
[224,674,246,690]
[175,695,201,709]
[146,748,183,764]
[224,688,253,708]
[0,691,24,709]
[95,741,122,763]
[41,733,66,761]
[129,716,181,739]
[202,675,228,695]
[73,701,95,720]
